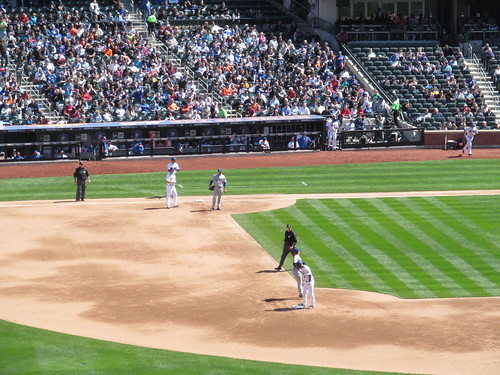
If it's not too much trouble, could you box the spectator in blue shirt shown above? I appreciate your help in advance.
[30,150,41,160]
[297,132,312,148]
[132,141,144,155]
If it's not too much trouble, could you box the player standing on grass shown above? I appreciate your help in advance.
[275,224,297,271]
[165,167,178,209]
[462,121,478,156]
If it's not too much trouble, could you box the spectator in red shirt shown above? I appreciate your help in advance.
[340,104,351,118]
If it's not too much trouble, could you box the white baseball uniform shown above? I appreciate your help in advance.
[326,117,339,150]
[299,264,315,308]
[209,171,227,210]
[166,171,178,208]
[292,250,304,296]
[167,161,180,173]
[462,124,478,155]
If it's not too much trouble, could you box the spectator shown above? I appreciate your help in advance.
[13,151,24,160]
[335,28,348,46]
[30,150,41,160]
[132,141,144,155]
[57,150,68,159]
[481,43,495,61]
[297,132,312,148]
[258,136,270,151]
[287,136,299,149]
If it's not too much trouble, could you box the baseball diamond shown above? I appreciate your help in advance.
[0,149,499,375]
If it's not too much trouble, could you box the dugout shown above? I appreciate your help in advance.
[0,115,326,161]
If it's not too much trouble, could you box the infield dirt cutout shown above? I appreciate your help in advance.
[1,191,499,375]
[1,149,499,375]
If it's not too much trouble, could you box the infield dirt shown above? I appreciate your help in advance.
[0,148,499,375]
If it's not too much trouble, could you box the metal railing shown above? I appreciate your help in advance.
[471,52,500,110]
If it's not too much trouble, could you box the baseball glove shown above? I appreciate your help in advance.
[208,186,214,191]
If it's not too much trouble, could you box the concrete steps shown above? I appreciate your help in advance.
[465,58,500,121]
[127,10,237,117]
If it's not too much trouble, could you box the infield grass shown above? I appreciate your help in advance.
[233,195,500,299]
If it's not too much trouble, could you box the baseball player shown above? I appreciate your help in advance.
[294,261,315,309]
[326,116,340,150]
[208,168,227,210]
[275,224,297,271]
[167,157,180,173]
[462,122,478,156]
[165,167,178,209]
[292,247,304,297]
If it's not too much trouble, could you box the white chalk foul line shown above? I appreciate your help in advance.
[229,184,304,188]
[301,181,308,186]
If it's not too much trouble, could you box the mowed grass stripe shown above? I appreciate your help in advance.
[402,198,500,289]
[351,199,460,298]
[330,199,437,298]
[424,196,500,260]
[304,199,417,297]
[238,213,283,258]
[272,206,360,289]
[234,208,358,288]
[363,199,473,297]
[389,198,496,294]
[287,203,390,293]
[372,199,485,296]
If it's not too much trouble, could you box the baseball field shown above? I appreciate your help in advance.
[0,148,499,375]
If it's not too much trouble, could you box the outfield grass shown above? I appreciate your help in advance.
[0,159,499,201]
[233,195,500,299]
[0,320,417,375]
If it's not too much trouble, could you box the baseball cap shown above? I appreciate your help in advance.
[79,161,84,165]
[171,157,176,161]
[286,224,292,228]
[217,168,223,172]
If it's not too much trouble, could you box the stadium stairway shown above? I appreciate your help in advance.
[18,69,67,125]
[126,5,238,118]
[465,57,500,122]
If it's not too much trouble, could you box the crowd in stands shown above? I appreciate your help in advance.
[335,8,436,33]
[135,0,235,22]
[367,44,498,129]
[1,0,235,124]
[0,0,367,126]
[158,20,368,120]
[0,0,497,132]
[480,43,500,93]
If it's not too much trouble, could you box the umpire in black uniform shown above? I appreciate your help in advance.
[275,224,297,271]
[74,161,90,201]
